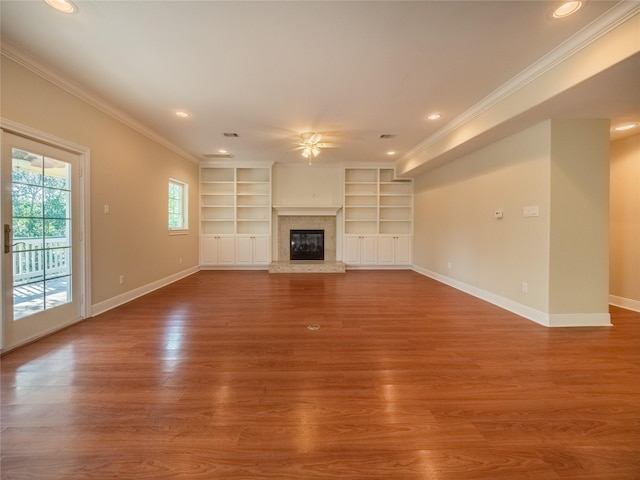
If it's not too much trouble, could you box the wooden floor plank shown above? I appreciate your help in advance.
[2,270,639,479]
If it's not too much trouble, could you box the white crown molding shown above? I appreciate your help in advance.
[1,40,200,164]
[401,2,640,161]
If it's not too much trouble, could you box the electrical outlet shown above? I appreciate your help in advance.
[178,257,183,265]
[447,262,452,269]
[119,275,124,285]
[522,282,528,293]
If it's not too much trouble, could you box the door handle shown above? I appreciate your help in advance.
[4,224,25,254]
[4,224,10,254]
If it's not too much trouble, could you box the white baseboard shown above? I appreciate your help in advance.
[346,265,413,270]
[412,265,611,327]
[91,266,200,316]
[609,295,640,313]
[200,265,268,270]
[547,313,612,327]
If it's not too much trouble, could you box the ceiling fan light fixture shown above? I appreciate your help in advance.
[309,133,322,144]
[300,132,323,159]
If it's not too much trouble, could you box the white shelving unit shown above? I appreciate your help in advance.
[344,167,412,266]
[379,168,412,236]
[200,164,272,267]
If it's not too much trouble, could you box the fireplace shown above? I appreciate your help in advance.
[274,210,339,262]
[290,230,324,261]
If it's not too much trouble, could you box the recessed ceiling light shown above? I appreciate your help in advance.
[612,122,639,132]
[386,151,397,156]
[426,113,441,121]
[553,1,583,19]
[45,0,77,13]
[175,111,190,118]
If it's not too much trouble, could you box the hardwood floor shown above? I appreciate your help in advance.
[2,270,639,479]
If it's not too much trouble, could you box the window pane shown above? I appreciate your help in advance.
[168,180,187,230]
[44,188,70,219]
[13,248,44,287]
[45,276,72,309]
[43,160,71,189]
[13,281,46,320]
[46,247,71,279]
[13,184,44,218]
[45,219,71,246]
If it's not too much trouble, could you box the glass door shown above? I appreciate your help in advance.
[2,131,84,350]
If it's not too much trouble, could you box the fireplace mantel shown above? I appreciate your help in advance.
[273,206,342,216]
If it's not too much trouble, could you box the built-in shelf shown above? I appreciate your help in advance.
[344,167,413,265]
[200,164,273,266]
[344,167,412,236]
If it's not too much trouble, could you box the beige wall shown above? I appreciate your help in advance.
[413,122,551,312]
[413,119,612,325]
[1,56,199,308]
[548,119,610,314]
[610,133,640,309]
[272,164,342,207]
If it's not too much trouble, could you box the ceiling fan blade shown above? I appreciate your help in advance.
[309,133,322,144]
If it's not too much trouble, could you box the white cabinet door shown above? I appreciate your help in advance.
[202,235,235,265]
[235,236,253,264]
[378,235,412,265]
[201,236,218,264]
[344,235,362,264]
[361,236,378,264]
[344,235,377,265]
[395,235,412,264]
[217,236,236,264]
[236,235,270,265]
[252,236,271,265]
[378,236,396,265]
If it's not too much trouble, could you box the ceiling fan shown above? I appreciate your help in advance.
[293,132,339,163]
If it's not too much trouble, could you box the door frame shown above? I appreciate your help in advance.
[1,118,91,353]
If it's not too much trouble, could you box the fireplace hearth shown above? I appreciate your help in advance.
[290,230,324,261]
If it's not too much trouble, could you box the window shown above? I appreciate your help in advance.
[168,179,188,233]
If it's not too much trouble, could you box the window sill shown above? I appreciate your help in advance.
[169,229,189,236]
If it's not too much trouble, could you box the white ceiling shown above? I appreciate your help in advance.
[1,1,639,168]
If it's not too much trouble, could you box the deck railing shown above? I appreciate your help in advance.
[13,237,70,284]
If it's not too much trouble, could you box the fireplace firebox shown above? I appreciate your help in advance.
[290,230,324,261]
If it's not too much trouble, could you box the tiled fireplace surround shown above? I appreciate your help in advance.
[277,215,337,261]
[270,207,345,273]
